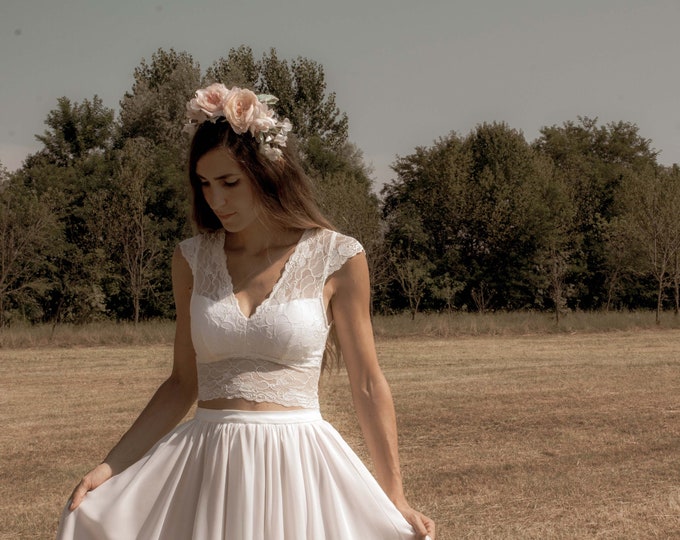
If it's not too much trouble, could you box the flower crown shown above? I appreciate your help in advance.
[184,83,293,161]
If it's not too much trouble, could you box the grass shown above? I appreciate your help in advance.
[0,320,176,349]
[372,310,680,338]
[1,326,680,538]
[2,310,679,349]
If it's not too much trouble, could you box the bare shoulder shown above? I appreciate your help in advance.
[172,243,191,271]
[329,248,368,284]
[322,230,366,292]
[327,252,371,325]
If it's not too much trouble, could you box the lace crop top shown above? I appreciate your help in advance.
[179,228,364,410]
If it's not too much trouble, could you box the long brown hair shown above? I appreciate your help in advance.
[187,119,342,370]
[188,120,333,233]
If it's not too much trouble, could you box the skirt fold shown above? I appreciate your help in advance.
[56,408,416,540]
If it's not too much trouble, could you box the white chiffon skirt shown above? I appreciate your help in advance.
[56,408,417,539]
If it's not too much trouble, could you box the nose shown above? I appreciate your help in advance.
[205,183,228,210]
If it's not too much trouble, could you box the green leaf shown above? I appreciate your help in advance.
[257,94,279,105]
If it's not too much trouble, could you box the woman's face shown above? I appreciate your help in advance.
[195,147,260,233]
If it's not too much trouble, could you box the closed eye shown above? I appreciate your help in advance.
[199,175,240,187]
[200,179,240,188]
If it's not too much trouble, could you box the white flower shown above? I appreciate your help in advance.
[261,144,283,160]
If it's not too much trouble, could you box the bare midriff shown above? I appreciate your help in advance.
[198,397,305,411]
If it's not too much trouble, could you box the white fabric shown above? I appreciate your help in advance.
[179,228,363,409]
[56,227,418,539]
[56,409,417,539]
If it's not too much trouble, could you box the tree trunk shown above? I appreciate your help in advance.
[410,295,421,320]
[674,253,679,316]
[605,269,619,313]
[552,278,562,326]
[50,295,65,339]
[134,294,140,326]
[656,280,663,325]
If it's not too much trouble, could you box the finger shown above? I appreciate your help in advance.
[424,517,436,534]
[410,513,428,537]
[69,482,88,511]
[424,517,436,539]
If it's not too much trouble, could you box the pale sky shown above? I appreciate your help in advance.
[1,0,679,187]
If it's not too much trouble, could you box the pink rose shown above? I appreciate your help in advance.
[184,83,292,161]
[222,88,263,134]
[190,83,231,118]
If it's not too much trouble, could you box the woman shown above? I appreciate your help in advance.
[57,84,435,539]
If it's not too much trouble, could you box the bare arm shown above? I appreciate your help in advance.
[328,252,435,540]
[69,245,197,510]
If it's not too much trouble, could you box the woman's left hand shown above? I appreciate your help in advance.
[397,502,436,540]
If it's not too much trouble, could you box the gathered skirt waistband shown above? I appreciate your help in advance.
[193,407,322,424]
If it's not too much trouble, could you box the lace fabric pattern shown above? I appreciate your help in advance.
[197,357,321,409]
[179,228,364,408]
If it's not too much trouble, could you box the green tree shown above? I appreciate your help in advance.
[204,45,260,89]
[259,49,348,152]
[601,216,638,311]
[382,133,469,312]
[670,165,680,316]
[0,176,60,325]
[17,157,113,323]
[460,123,561,310]
[19,95,118,323]
[535,117,658,308]
[35,96,114,167]
[119,48,201,155]
[103,138,166,324]
[672,251,680,316]
[383,202,434,318]
[384,123,583,315]
[117,48,200,317]
[532,157,580,322]
[431,273,464,315]
[619,166,680,323]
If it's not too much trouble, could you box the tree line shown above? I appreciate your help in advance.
[381,119,680,321]
[1,46,679,326]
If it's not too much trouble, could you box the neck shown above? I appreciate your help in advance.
[224,220,301,255]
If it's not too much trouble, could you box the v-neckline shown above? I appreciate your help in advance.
[220,228,311,321]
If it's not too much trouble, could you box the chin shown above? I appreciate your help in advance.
[218,213,261,234]
[220,223,241,233]
[220,219,252,234]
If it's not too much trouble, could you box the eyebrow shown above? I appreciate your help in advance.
[196,172,240,181]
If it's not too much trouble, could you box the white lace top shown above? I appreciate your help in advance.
[179,227,364,410]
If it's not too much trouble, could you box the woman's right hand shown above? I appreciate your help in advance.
[68,462,114,511]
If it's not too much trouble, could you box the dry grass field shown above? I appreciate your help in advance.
[1,329,680,539]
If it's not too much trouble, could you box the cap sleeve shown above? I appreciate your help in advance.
[324,231,365,280]
[178,235,200,273]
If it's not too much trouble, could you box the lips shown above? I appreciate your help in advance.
[216,212,236,220]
